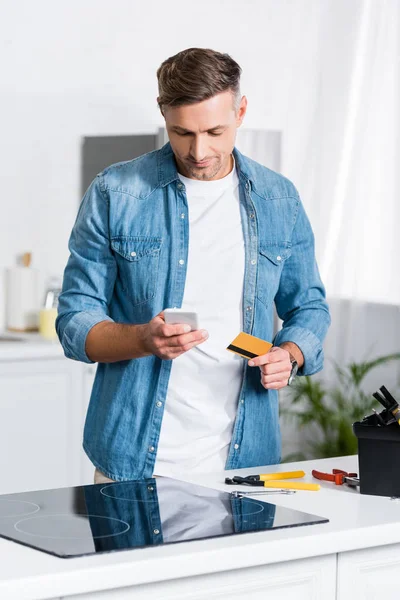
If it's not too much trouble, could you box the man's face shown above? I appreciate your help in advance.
[162,91,247,181]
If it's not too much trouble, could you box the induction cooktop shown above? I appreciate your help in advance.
[0,478,328,558]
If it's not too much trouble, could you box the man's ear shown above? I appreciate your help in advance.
[236,96,247,127]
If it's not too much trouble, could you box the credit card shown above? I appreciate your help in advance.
[226,332,273,359]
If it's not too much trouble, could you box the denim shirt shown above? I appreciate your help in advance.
[56,142,330,481]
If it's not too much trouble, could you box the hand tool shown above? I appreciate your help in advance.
[372,408,387,426]
[372,386,400,426]
[225,474,320,491]
[312,468,360,487]
[241,470,305,482]
[230,489,296,497]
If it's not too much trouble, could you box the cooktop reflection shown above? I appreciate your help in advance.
[0,478,328,558]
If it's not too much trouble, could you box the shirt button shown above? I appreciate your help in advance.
[234,443,239,450]
[156,401,162,408]
[249,213,255,219]
[177,182,184,190]
[153,529,160,535]
[277,256,282,261]
[246,306,252,311]
[181,213,185,219]
[179,259,185,265]
[241,399,244,404]
[130,251,136,257]
[251,259,256,265]
[147,485,154,491]
[148,446,155,452]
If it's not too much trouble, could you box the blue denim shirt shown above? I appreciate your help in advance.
[56,142,330,481]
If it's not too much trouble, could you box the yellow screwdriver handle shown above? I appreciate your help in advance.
[259,471,305,481]
[264,481,320,491]
[392,407,400,426]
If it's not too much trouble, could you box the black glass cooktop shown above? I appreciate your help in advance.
[0,478,328,558]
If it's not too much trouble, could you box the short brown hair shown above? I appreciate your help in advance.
[157,48,242,112]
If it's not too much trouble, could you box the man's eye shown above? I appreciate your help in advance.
[175,131,222,136]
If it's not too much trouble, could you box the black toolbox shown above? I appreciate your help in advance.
[353,420,400,497]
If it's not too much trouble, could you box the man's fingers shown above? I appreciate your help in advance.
[168,330,208,348]
[261,372,290,386]
[162,323,192,337]
[163,336,208,358]
[248,347,287,367]
[261,379,288,390]
[247,352,274,367]
[258,361,289,375]
[155,327,208,348]
[153,312,192,337]
[261,368,291,389]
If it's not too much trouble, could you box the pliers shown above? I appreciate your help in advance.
[312,468,360,487]
[225,470,320,491]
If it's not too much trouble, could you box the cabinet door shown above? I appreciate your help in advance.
[66,554,336,600]
[0,358,82,494]
[338,543,400,600]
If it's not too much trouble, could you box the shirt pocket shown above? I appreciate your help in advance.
[111,235,162,306]
[256,244,292,307]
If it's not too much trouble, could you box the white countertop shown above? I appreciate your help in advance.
[0,332,64,361]
[1,454,400,599]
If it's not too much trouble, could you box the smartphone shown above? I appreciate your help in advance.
[164,308,200,330]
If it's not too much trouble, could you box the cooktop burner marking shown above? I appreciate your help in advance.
[0,499,40,519]
[14,513,130,540]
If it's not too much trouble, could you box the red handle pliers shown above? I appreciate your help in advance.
[312,468,360,487]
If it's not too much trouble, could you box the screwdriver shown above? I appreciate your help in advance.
[373,386,400,426]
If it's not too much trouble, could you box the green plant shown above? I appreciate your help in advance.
[281,352,400,461]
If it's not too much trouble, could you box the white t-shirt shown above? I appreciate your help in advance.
[153,160,245,476]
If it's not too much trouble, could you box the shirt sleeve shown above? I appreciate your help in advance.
[56,175,116,363]
[272,198,331,376]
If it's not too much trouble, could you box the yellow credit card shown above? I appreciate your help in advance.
[226,332,273,359]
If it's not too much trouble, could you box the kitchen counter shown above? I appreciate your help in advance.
[0,331,64,361]
[1,454,400,600]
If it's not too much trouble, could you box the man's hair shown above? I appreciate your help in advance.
[157,48,242,113]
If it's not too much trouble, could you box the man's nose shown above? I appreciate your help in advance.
[190,136,207,161]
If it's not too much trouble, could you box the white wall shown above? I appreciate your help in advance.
[0,0,363,329]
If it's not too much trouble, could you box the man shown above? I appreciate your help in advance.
[56,48,330,483]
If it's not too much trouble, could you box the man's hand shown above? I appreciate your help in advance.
[248,346,292,390]
[139,311,209,360]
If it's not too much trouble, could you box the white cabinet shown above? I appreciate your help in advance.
[66,554,336,600]
[337,543,400,600]
[0,355,93,494]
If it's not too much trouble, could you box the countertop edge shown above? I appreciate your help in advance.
[1,522,400,600]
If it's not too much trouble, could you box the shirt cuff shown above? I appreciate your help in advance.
[62,312,114,364]
[273,326,324,376]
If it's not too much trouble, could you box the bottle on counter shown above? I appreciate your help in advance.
[6,252,40,332]
[39,276,62,341]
